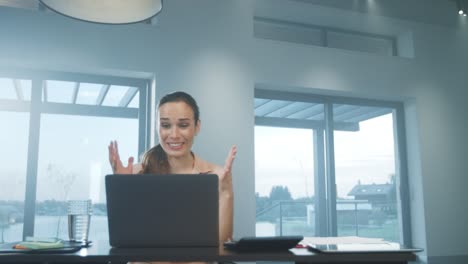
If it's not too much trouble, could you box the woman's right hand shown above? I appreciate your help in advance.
[108,140,134,174]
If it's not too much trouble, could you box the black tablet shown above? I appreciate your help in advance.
[224,236,303,251]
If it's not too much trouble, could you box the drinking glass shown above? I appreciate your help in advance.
[67,199,92,242]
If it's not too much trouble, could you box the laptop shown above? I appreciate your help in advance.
[105,174,219,248]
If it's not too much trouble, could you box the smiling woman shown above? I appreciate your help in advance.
[143,91,202,174]
[108,91,237,245]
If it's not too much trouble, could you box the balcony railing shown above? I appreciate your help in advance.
[256,199,398,242]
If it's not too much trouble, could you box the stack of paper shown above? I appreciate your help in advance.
[299,236,385,247]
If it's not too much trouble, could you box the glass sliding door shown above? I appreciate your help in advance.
[333,105,399,242]
[0,112,30,243]
[254,94,326,237]
[0,77,31,243]
[0,71,150,242]
[254,89,408,243]
[255,126,316,236]
[34,114,138,241]
[33,78,144,241]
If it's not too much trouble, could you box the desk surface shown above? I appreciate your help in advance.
[0,240,417,264]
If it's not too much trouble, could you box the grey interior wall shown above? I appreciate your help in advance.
[1,0,468,262]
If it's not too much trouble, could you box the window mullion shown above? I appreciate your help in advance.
[313,129,327,236]
[138,82,149,159]
[394,107,412,245]
[22,78,42,239]
[324,103,337,236]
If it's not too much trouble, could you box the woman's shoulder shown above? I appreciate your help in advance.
[132,163,143,174]
[194,154,223,174]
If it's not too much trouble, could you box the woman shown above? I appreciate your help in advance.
[108,91,236,244]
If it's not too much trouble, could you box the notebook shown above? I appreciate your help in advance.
[0,240,88,253]
[307,242,423,254]
[105,174,219,248]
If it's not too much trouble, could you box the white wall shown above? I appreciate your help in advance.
[1,0,468,262]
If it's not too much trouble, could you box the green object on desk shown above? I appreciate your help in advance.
[15,239,64,250]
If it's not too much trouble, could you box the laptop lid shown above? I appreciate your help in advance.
[105,174,219,248]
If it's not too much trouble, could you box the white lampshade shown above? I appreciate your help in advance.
[39,0,163,24]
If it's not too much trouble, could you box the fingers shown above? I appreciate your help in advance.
[109,141,117,171]
[127,156,134,172]
[108,142,113,163]
[114,140,120,159]
[108,140,122,173]
[108,140,135,174]
[224,145,237,172]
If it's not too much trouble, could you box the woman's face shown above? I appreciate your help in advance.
[157,101,200,158]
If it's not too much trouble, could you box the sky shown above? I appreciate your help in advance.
[0,111,138,203]
[255,113,395,199]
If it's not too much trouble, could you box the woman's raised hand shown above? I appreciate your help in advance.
[108,140,134,174]
[218,145,237,193]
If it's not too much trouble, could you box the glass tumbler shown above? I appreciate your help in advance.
[67,199,92,242]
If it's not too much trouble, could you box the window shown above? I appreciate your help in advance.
[0,112,29,243]
[254,89,409,244]
[327,31,395,56]
[0,77,31,243]
[34,115,139,240]
[0,70,151,242]
[254,17,323,46]
[333,105,399,241]
[254,17,397,57]
[255,126,316,236]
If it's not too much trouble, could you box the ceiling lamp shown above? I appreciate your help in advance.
[39,0,163,24]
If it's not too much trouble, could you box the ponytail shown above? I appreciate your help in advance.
[141,144,169,174]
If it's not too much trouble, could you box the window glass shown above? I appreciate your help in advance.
[333,106,399,242]
[255,97,326,237]
[76,83,102,105]
[254,93,405,242]
[253,18,397,57]
[127,92,140,108]
[327,31,394,56]
[102,85,129,107]
[45,80,76,104]
[254,18,323,46]
[20,80,32,101]
[0,112,29,243]
[34,114,138,241]
[255,127,316,237]
[0,78,17,100]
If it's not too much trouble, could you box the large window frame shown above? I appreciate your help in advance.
[0,68,152,239]
[254,17,398,57]
[254,88,411,245]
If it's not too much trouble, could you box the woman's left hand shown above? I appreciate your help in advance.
[218,145,237,194]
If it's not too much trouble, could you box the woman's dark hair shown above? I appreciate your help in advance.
[141,91,199,174]
[159,91,199,122]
